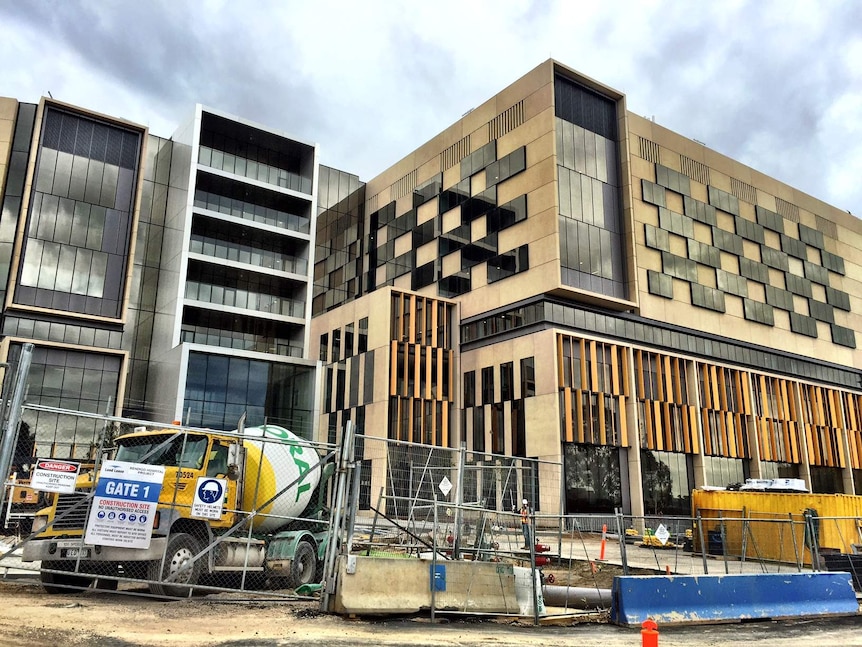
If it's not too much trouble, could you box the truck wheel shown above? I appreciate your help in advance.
[40,560,90,594]
[147,533,202,598]
[286,541,316,589]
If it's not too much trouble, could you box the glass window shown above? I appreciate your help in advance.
[501,362,514,401]
[464,371,475,408]
[482,366,495,405]
[520,357,536,397]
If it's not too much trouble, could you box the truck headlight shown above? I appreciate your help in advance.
[31,514,48,534]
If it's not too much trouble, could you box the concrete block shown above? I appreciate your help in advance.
[611,572,859,626]
[333,555,524,615]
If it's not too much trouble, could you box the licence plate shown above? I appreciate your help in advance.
[62,548,91,558]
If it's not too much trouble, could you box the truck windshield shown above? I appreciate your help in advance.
[115,434,209,469]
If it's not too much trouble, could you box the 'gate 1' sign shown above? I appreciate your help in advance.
[84,460,165,549]
[30,459,80,494]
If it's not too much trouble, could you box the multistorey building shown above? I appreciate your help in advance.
[3,59,862,516]
[0,98,322,459]
[312,60,862,516]
[147,107,320,435]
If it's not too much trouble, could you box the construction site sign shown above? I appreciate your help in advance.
[29,459,80,494]
[191,477,226,519]
[84,460,165,549]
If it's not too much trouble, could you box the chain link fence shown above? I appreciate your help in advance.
[5,410,862,616]
[1,404,337,599]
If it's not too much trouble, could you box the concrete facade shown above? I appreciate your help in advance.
[2,58,862,516]
[311,60,862,517]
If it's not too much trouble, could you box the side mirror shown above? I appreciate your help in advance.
[226,464,240,481]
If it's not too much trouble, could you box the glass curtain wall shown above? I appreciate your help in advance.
[554,75,626,299]
[17,106,141,318]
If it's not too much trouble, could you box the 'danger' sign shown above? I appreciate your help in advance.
[30,459,81,494]
[84,460,165,549]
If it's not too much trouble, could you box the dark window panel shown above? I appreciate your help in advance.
[743,298,775,326]
[734,216,765,244]
[460,141,497,180]
[755,206,785,234]
[798,223,825,249]
[554,74,617,140]
[690,283,726,312]
[655,164,691,197]
[739,257,769,284]
[780,233,807,260]
[658,207,693,238]
[716,269,748,297]
[411,260,437,290]
[711,227,744,255]
[642,180,667,208]
[789,312,818,338]
[687,239,721,268]
[683,196,717,226]
[802,260,829,285]
[647,270,673,298]
[784,273,813,297]
[831,324,856,349]
[765,285,795,311]
[487,245,529,283]
[661,251,698,282]
[808,300,835,324]
[485,147,526,188]
[821,250,846,275]
[826,287,851,311]
[761,246,790,271]
[708,186,740,216]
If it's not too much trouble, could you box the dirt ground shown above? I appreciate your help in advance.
[2,579,862,647]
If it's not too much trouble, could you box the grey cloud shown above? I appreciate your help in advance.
[1,0,859,214]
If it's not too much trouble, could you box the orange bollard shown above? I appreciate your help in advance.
[599,523,607,560]
[641,619,659,647]
[665,565,671,575]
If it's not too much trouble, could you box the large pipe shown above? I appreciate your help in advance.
[542,585,612,609]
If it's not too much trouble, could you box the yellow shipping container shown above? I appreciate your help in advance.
[692,489,862,565]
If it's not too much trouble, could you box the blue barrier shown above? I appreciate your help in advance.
[611,572,859,626]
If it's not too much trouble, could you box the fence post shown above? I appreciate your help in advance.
[320,420,354,611]
[344,431,363,556]
[453,442,466,560]
[0,343,33,513]
[718,510,729,574]
[431,495,437,624]
[788,512,802,571]
[365,487,384,556]
[696,511,708,575]
[530,508,538,627]
[616,508,629,576]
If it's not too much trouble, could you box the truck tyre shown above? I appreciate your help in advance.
[147,533,202,598]
[286,541,316,589]
[40,560,90,594]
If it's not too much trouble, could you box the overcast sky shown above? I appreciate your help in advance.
[1,0,860,216]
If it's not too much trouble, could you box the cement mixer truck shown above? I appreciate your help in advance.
[22,424,334,597]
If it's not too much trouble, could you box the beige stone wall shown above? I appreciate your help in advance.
[460,327,560,463]
[629,113,862,370]
[0,98,17,202]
